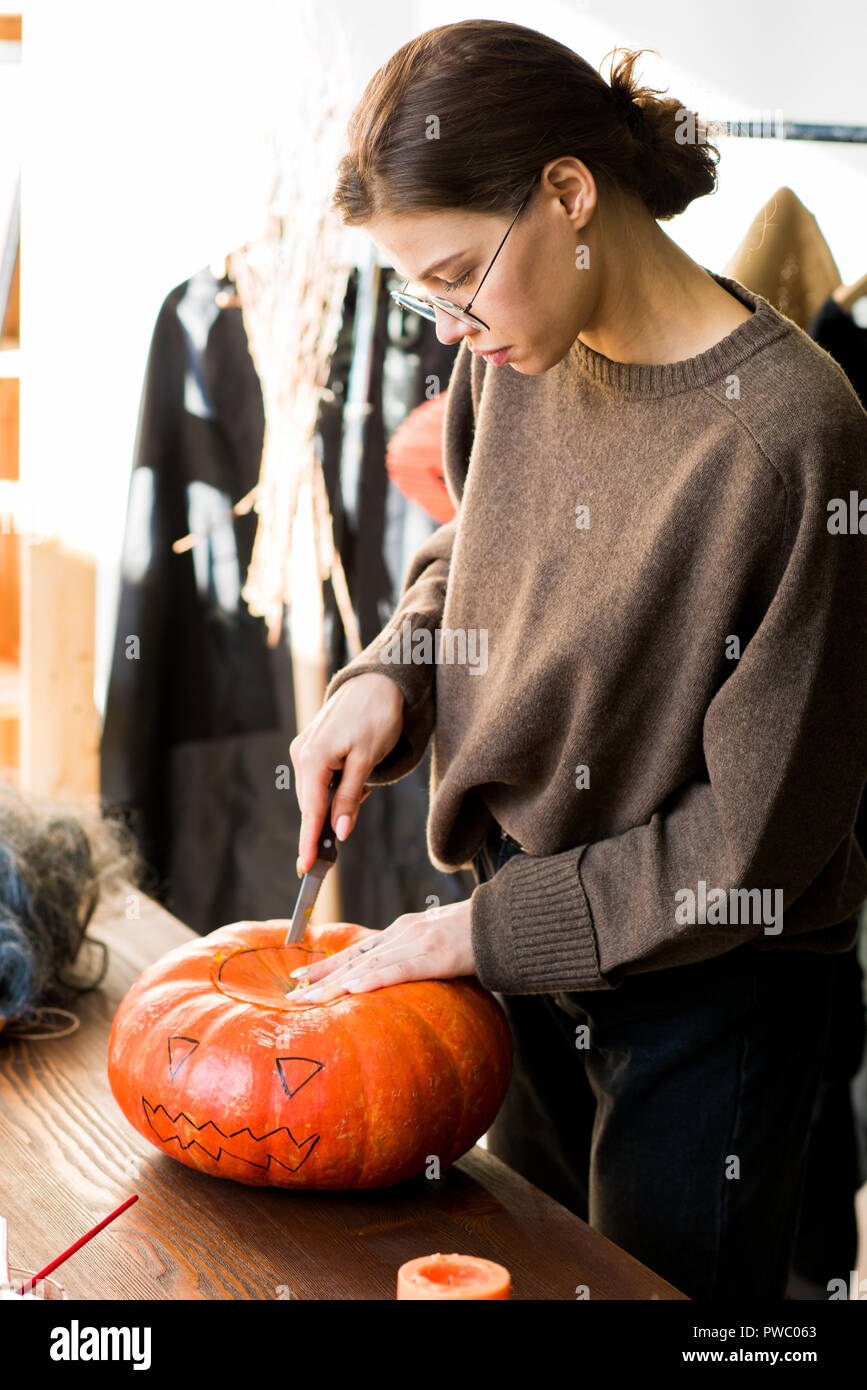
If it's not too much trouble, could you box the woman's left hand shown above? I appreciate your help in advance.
[287,897,476,1002]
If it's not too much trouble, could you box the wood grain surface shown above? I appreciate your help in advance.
[0,885,687,1300]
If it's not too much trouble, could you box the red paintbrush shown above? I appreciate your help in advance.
[16,1194,138,1295]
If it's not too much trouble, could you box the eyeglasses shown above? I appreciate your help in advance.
[389,193,529,333]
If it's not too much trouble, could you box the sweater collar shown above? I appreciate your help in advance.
[567,270,788,397]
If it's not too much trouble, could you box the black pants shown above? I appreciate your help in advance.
[473,822,855,1301]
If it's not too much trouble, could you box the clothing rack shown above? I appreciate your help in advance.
[710,120,867,143]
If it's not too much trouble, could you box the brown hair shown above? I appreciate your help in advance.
[332,20,719,227]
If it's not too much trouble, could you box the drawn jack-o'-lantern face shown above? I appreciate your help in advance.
[141,939,332,1176]
[107,921,512,1190]
[142,1033,324,1174]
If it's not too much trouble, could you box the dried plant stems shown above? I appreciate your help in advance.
[223,15,359,924]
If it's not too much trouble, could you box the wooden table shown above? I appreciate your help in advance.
[0,886,687,1300]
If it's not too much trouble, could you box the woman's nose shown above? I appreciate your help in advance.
[434,308,473,348]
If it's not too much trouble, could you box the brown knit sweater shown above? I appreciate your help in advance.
[324,270,867,994]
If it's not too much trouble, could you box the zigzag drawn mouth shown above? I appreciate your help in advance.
[141,1098,320,1172]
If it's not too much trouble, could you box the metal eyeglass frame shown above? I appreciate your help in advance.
[389,192,530,333]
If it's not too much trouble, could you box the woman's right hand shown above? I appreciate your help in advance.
[288,672,407,874]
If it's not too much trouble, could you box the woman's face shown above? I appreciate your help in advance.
[366,159,601,375]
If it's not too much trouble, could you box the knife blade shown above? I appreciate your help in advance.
[284,774,340,945]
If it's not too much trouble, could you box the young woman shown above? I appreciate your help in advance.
[286,20,867,1300]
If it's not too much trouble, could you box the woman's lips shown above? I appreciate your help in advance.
[473,346,511,365]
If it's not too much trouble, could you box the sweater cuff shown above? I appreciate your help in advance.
[470,846,616,994]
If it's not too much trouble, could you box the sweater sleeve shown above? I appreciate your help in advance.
[471,416,867,994]
[322,515,458,783]
[321,342,478,785]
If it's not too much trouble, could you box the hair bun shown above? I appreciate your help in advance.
[609,77,645,135]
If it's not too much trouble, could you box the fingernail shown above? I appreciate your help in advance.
[296,856,305,877]
[289,966,307,977]
[336,815,351,841]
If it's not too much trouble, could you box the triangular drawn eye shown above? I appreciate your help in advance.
[276,1056,323,1098]
[168,1036,199,1079]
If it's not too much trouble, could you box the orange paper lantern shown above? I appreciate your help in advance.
[385,393,456,524]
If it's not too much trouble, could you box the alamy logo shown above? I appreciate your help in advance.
[50,1320,152,1371]
[379,618,488,675]
[674,880,783,935]
[827,492,867,533]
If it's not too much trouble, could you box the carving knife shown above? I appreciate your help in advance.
[284,775,340,945]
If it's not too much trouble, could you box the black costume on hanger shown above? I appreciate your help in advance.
[100,265,296,933]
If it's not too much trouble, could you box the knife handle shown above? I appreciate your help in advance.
[315,775,340,866]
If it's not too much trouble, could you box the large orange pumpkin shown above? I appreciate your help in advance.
[107,921,512,1189]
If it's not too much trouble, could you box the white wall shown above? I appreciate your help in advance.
[20,0,867,718]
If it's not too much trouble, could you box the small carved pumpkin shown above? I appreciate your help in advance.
[107,921,512,1189]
